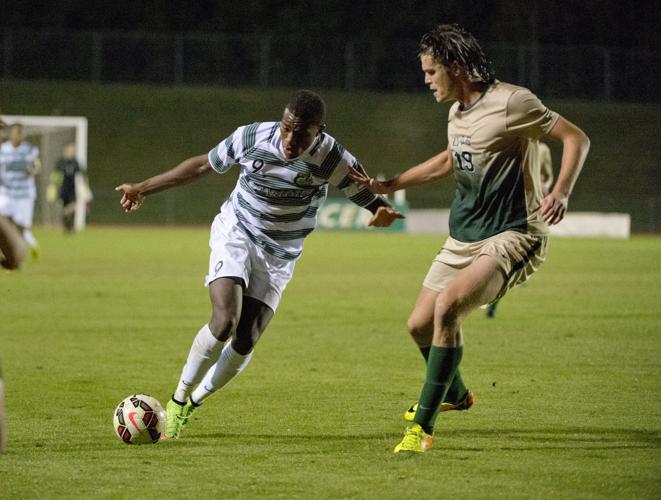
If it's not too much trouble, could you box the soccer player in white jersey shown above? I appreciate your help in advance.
[116,90,403,439]
[0,123,40,266]
[349,24,589,453]
[0,112,28,270]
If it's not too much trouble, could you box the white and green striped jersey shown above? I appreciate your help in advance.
[208,122,378,261]
[0,141,39,200]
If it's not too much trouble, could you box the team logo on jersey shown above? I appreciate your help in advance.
[252,159,264,172]
[294,172,314,187]
[452,135,471,146]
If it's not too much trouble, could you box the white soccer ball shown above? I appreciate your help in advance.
[112,394,166,445]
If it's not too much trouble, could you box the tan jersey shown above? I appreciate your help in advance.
[447,81,559,242]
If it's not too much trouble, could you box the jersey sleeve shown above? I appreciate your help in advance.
[328,149,378,208]
[506,88,559,139]
[208,127,242,174]
[28,146,39,163]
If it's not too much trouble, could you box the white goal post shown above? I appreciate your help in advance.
[2,115,89,231]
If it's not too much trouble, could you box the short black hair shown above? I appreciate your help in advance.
[285,90,326,126]
[418,24,495,84]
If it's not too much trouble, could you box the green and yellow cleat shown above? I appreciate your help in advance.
[163,399,196,440]
[394,423,433,453]
[30,245,40,260]
[404,390,475,422]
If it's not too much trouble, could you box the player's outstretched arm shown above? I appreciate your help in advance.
[348,147,453,194]
[115,154,211,212]
[543,117,590,225]
[364,197,405,227]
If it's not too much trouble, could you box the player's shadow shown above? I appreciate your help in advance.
[186,426,660,452]
[439,426,660,452]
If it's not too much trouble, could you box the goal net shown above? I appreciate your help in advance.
[1,115,89,231]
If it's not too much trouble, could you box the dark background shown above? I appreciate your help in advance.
[2,0,657,48]
[1,1,659,231]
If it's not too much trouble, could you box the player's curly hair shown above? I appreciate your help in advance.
[285,90,326,126]
[418,24,495,84]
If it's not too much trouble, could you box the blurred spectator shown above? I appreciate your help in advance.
[49,142,87,233]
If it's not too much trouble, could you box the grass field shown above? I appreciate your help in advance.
[0,227,660,498]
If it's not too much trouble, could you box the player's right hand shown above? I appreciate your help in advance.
[115,184,145,212]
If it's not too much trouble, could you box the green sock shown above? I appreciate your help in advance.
[419,344,466,403]
[419,346,467,403]
[445,368,467,403]
[413,346,463,434]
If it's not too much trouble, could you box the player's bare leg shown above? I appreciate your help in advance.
[232,296,274,355]
[0,215,28,270]
[432,256,504,346]
[407,287,437,348]
[404,285,474,422]
[397,256,502,452]
[62,202,76,233]
[165,277,243,439]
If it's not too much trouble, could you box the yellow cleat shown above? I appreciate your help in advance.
[30,246,40,260]
[404,390,475,421]
[163,399,196,439]
[394,423,433,453]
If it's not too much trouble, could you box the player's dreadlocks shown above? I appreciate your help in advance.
[418,24,495,84]
[285,89,326,126]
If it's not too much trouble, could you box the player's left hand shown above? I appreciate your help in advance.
[368,206,405,227]
[115,183,145,212]
[541,192,568,225]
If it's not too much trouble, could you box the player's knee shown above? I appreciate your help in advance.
[208,313,238,341]
[434,294,463,331]
[407,317,430,344]
[232,327,261,355]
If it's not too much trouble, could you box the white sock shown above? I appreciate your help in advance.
[23,229,37,248]
[191,341,253,404]
[173,324,223,403]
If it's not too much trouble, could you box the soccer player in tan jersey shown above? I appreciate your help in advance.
[485,140,553,318]
[350,24,589,453]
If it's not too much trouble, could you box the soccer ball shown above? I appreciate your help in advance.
[113,394,166,445]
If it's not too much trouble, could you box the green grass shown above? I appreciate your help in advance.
[0,227,660,498]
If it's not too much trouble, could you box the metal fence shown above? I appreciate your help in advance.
[2,29,659,101]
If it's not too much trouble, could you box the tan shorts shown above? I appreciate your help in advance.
[423,230,548,302]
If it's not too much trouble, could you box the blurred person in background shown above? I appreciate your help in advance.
[48,142,87,234]
[116,89,403,440]
[351,24,589,453]
[0,121,32,269]
[0,123,41,259]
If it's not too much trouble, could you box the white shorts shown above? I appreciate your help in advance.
[0,195,35,228]
[204,213,296,312]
